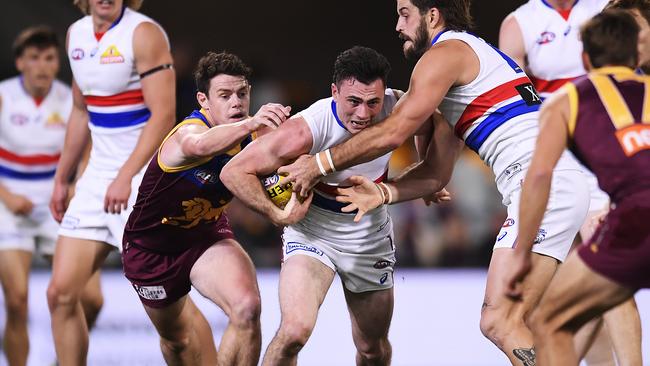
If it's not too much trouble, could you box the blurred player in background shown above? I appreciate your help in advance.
[222,46,449,366]
[122,51,301,365]
[46,0,175,364]
[0,25,99,366]
[506,10,649,365]
[607,0,650,73]
[500,0,642,364]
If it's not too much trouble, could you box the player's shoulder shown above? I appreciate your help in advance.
[0,76,19,91]
[511,0,538,18]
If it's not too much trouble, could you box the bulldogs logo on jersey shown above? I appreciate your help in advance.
[71,48,84,61]
[536,31,556,45]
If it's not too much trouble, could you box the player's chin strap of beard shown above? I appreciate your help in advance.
[139,63,173,79]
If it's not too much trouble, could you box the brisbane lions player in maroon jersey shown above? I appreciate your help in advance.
[507,11,650,365]
[122,52,309,365]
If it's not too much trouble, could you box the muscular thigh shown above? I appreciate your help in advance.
[278,255,335,321]
[189,239,259,314]
[344,287,393,340]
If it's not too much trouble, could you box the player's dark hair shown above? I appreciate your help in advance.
[581,10,640,68]
[606,0,650,26]
[12,25,60,58]
[194,51,252,96]
[410,0,474,32]
[332,46,391,88]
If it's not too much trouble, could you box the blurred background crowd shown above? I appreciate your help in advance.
[0,0,530,269]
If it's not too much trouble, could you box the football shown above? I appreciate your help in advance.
[260,173,293,209]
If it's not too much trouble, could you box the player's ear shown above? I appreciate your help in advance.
[196,91,209,110]
[581,52,593,72]
[428,7,441,29]
[331,83,339,101]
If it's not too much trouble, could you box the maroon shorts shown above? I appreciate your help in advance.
[579,200,650,289]
[122,217,235,308]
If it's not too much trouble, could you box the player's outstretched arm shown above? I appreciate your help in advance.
[221,117,313,225]
[161,103,292,169]
[280,41,470,197]
[50,80,90,222]
[336,112,462,221]
[505,89,572,298]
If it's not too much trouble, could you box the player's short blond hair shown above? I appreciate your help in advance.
[74,0,143,15]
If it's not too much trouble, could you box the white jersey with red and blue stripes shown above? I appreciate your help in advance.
[290,89,398,240]
[68,7,169,177]
[0,77,70,204]
[512,0,608,98]
[435,30,579,201]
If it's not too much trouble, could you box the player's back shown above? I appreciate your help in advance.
[568,67,650,204]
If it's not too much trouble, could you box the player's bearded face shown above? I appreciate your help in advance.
[401,17,431,61]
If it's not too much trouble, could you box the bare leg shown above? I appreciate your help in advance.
[185,296,219,365]
[144,296,202,365]
[262,255,335,366]
[343,286,393,366]
[0,250,32,366]
[530,252,635,366]
[603,298,643,366]
[80,269,103,329]
[46,236,112,366]
[576,317,615,366]
[480,248,559,366]
[190,239,261,366]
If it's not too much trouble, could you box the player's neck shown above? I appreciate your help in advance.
[92,9,122,33]
[547,0,576,10]
[21,80,49,100]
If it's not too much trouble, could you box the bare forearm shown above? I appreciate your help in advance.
[517,171,552,254]
[186,119,256,158]
[221,169,280,219]
[55,111,91,183]
[390,161,447,203]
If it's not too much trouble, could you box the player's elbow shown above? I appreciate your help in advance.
[219,163,237,191]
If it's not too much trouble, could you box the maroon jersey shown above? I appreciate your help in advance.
[124,109,251,253]
[567,67,650,204]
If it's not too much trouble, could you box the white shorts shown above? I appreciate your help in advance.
[494,169,590,261]
[282,208,396,293]
[0,203,58,255]
[58,167,144,249]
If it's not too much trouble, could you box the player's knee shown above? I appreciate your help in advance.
[5,289,28,321]
[47,280,80,312]
[160,333,192,354]
[356,337,391,363]
[529,307,553,337]
[228,293,261,329]
[278,320,314,352]
[479,305,509,345]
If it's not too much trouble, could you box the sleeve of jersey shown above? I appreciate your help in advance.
[296,100,328,155]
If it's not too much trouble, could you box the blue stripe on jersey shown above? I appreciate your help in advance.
[183,110,211,128]
[0,165,56,180]
[465,100,540,152]
[430,29,450,45]
[331,101,350,132]
[89,108,151,128]
[312,192,354,214]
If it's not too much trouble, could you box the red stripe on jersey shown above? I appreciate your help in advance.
[0,146,60,165]
[531,76,578,94]
[455,77,531,136]
[84,89,144,107]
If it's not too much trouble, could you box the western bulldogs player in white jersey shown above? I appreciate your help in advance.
[500,2,643,365]
[46,0,176,363]
[278,1,598,365]
[222,46,446,366]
